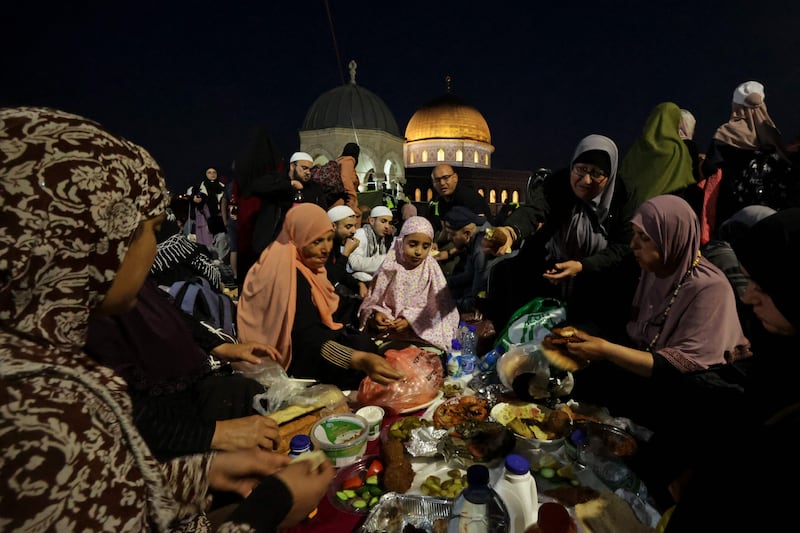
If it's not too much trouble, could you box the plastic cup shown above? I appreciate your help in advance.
[356,406,385,441]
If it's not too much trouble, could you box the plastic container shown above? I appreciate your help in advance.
[310,413,368,468]
[446,338,463,378]
[288,434,312,458]
[355,405,385,441]
[448,464,510,533]
[494,454,538,531]
[477,345,505,372]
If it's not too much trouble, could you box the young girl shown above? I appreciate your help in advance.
[358,216,460,351]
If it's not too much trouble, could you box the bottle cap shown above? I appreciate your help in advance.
[290,434,312,452]
[466,464,490,486]
[504,453,530,475]
[468,325,476,332]
[451,338,463,350]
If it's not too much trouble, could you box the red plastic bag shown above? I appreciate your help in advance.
[357,347,444,415]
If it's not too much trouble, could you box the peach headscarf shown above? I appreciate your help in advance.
[237,203,342,368]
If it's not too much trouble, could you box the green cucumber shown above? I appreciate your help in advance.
[539,467,556,479]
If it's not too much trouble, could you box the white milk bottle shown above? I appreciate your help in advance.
[493,454,538,532]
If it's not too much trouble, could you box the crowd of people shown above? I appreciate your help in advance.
[1,78,798,530]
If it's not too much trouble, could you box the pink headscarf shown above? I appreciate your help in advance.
[626,195,750,371]
[358,216,459,350]
[237,204,342,368]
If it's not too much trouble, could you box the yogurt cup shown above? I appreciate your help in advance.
[356,405,385,441]
[310,413,368,468]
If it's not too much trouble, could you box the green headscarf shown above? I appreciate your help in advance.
[620,102,696,206]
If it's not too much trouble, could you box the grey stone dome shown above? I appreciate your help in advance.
[302,62,400,137]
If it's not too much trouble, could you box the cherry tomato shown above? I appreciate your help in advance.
[366,459,384,477]
[341,476,364,490]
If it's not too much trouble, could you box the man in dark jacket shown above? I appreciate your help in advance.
[443,206,496,313]
[289,151,328,209]
[427,163,491,234]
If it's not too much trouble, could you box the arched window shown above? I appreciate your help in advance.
[437,148,445,162]
[456,149,463,162]
[477,188,485,197]
[489,189,497,203]
[410,152,415,164]
[426,188,434,202]
[484,154,489,165]
[422,151,428,163]
[512,190,520,203]
[414,188,422,202]
[473,151,479,163]
[501,190,508,203]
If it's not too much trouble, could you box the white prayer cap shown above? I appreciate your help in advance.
[290,151,313,163]
[370,206,393,218]
[328,205,357,223]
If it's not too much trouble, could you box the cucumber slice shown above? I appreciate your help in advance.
[539,467,556,479]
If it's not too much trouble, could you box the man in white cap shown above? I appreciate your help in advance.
[326,205,367,325]
[289,151,328,208]
[347,205,394,282]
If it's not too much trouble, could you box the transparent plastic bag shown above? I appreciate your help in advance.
[232,358,306,415]
[496,342,573,401]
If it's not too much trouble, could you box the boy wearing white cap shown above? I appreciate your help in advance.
[347,205,395,282]
[326,205,367,325]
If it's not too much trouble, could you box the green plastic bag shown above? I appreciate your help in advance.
[495,297,567,351]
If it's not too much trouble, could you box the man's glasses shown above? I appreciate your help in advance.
[572,164,607,183]
[432,173,454,183]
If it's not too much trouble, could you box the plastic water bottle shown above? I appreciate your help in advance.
[457,320,469,345]
[447,338,463,378]
[463,325,478,357]
[287,434,318,520]
[477,345,505,372]
[448,464,509,533]
[493,454,538,531]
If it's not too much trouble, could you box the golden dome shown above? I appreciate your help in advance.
[405,93,491,144]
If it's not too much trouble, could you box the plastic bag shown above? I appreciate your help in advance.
[357,346,444,415]
[495,297,567,351]
[496,342,574,401]
[232,358,306,414]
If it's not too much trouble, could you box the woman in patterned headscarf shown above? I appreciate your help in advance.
[358,216,460,351]
[0,107,332,531]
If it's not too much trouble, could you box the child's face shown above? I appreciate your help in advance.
[370,216,394,237]
[402,232,432,268]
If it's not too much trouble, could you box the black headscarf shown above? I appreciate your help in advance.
[341,142,360,164]
[734,208,800,329]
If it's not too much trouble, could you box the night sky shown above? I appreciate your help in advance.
[4,1,799,194]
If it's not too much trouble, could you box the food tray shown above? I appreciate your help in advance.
[357,493,452,533]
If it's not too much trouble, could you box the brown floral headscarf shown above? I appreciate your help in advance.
[0,107,169,348]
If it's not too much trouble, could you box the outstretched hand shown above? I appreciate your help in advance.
[274,459,336,529]
[481,226,514,256]
[207,448,291,498]
[212,415,281,451]
[213,341,282,364]
[351,350,404,385]
[542,260,583,284]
